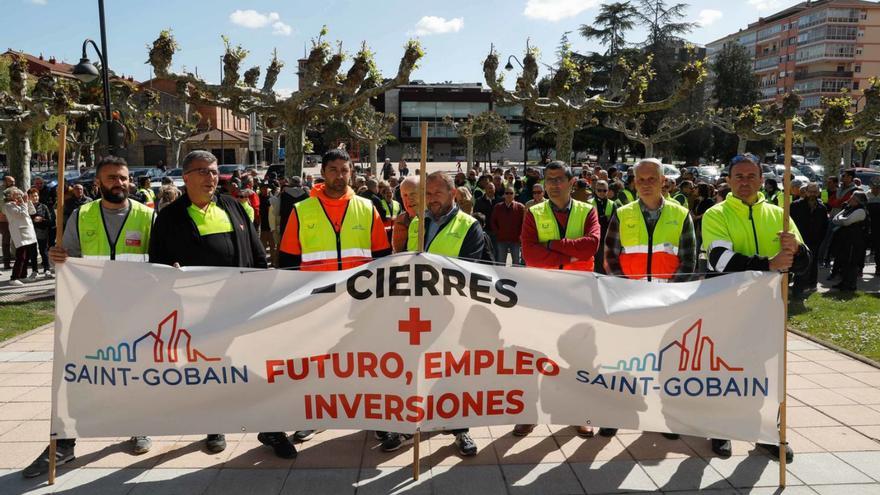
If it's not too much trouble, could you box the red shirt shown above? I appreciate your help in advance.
[520,203,601,269]
[490,201,525,243]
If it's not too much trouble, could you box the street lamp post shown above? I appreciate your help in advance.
[71,0,118,155]
[505,55,529,173]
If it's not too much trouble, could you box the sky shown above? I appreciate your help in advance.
[2,0,804,95]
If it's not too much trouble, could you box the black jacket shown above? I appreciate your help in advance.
[791,198,829,247]
[149,193,267,269]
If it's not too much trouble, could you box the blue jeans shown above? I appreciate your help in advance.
[496,242,522,266]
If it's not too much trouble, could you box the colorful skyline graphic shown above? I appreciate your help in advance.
[600,319,744,373]
[85,311,221,363]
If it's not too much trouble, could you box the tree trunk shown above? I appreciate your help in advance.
[842,141,853,168]
[173,140,184,168]
[369,141,378,177]
[643,141,655,158]
[6,125,32,191]
[818,142,842,177]
[466,137,474,173]
[555,125,575,165]
[285,123,306,179]
[736,136,748,155]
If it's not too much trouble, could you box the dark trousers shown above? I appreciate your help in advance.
[0,222,10,268]
[35,238,49,271]
[794,241,821,291]
[838,239,866,289]
[12,244,36,280]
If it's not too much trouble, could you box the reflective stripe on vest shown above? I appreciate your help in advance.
[529,199,594,271]
[295,195,374,271]
[77,199,153,261]
[701,192,803,265]
[617,200,688,280]
[407,210,476,257]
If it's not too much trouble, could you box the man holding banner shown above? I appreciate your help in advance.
[275,148,391,456]
[149,150,267,457]
[381,170,487,456]
[24,156,156,479]
[516,160,600,438]
[702,153,809,461]
[601,157,696,439]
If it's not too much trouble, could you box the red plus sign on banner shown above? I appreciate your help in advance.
[398,307,431,345]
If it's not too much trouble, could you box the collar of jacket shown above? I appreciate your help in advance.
[724,191,767,214]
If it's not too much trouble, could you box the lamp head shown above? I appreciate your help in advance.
[72,57,100,83]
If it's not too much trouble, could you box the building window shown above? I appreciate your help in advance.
[856,48,863,55]
[853,81,860,90]
[855,65,861,73]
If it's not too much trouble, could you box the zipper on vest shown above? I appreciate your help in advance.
[646,228,653,282]
[748,205,760,255]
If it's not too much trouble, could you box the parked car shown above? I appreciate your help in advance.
[218,164,246,182]
[844,167,880,191]
[869,159,880,170]
[773,165,809,185]
[662,164,681,181]
[692,165,721,183]
[162,168,186,188]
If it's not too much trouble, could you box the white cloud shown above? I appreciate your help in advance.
[747,0,789,11]
[272,21,292,36]
[229,9,292,36]
[696,9,723,27]
[523,0,599,22]
[410,16,464,36]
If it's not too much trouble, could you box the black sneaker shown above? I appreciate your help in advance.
[455,432,478,457]
[711,438,732,457]
[661,433,680,440]
[205,434,226,453]
[22,444,75,478]
[757,442,794,463]
[257,432,298,459]
[374,431,391,442]
[598,427,618,437]
[381,433,413,452]
[293,430,322,442]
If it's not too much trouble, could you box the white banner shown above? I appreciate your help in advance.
[51,254,784,443]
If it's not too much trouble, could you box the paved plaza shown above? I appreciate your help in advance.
[0,323,878,494]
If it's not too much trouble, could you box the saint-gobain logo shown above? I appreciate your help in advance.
[576,320,769,398]
[85,310,220,363]
[64,311,248,388]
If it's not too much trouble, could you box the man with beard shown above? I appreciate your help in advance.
[149,150,266,457]
[22,156,155,479]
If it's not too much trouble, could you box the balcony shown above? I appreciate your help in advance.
[794,70,853,81]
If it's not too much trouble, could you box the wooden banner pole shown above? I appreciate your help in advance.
[412,121,428,481]
[48,123,67,486]
[779,117,793,488]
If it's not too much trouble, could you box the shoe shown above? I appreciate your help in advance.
[27,272,38,280]
[293,429,323,442]
[22,444,75,478]
[257,432,298,459]
[374,430,390,442]
[576,425,595,437]
[455,432,478,456]
[711,438,732,457]
[44,270,54,279]
[381,432,413,452]
[513,424,536,437]
[9,279,24,286]
[131,436,152,454]
[598,427,618,437]
[661,433,680,440]
[757,442,794,463]
[205,434,226,453]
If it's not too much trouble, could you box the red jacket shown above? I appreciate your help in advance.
[521,204,601,270]
[490,201,525,243]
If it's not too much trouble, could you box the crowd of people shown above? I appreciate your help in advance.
[6,147,878,478]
